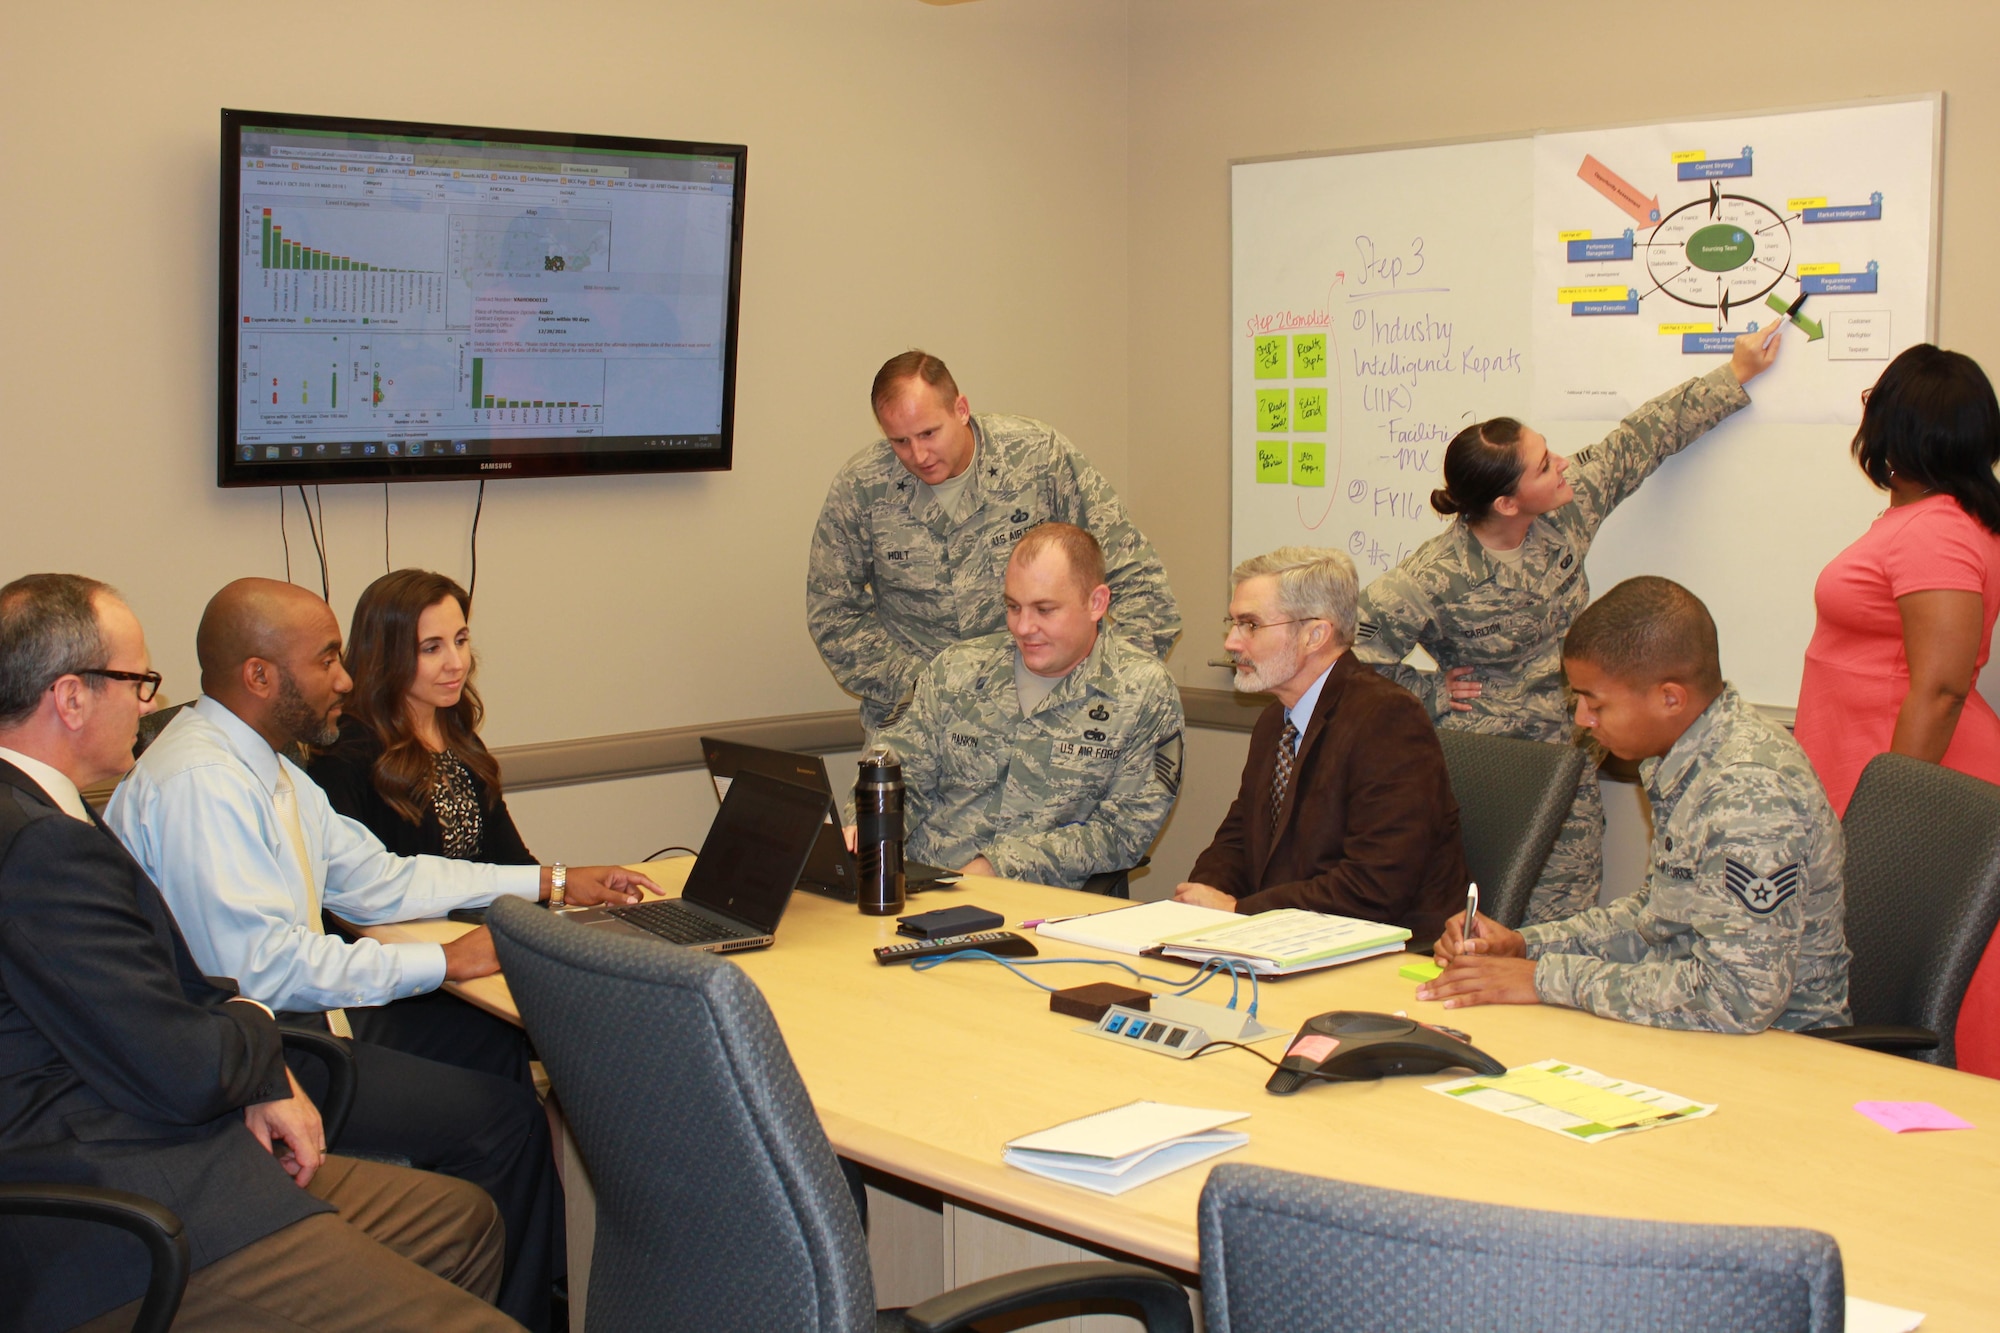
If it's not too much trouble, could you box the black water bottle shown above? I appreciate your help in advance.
[855,746,907,916]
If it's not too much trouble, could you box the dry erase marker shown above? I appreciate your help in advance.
[1462,882,1479,943]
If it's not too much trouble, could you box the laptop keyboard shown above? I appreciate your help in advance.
[608,900,741,946]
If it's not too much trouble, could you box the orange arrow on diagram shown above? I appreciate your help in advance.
[1577,154,1661,227]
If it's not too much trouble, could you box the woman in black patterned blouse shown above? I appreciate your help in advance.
[311,569,535,865]
[309,568,539,1089]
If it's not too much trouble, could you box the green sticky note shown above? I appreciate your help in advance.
[1291,441,1326,487]
[1400,958,1443,983]
[1255,442,1288,484]
[1295,387,1327,431]
[1293,333,1327,377]
[1253,336,1287,379]
[1257,390,1290,433]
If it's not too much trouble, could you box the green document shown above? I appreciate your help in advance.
[1255,442,1288,484]
[1253,336,1287,379]
[1295,387,1327,431]
[1291,442,1325,487]
[1256,390,1290,433]
[1293,333,1327,377]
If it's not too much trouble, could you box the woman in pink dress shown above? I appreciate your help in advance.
[1794,343,2000,1075]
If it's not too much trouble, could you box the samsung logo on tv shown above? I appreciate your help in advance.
[480,462,513,470]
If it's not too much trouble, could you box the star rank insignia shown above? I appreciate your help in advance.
[1723,857,1802,915]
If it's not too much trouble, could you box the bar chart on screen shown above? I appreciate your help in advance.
[465,356,606,427]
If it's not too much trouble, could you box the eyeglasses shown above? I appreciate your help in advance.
[75,668,163,702]
[1221,616,1319,636]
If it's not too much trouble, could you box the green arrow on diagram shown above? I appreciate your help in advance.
[1765,293,1825,341]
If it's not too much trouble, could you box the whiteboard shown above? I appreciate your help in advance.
[1231,97,1940,708]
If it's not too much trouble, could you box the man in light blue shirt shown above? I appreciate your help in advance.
[108,577,648,1330]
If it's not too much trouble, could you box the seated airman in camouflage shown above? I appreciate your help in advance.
[808,350,1180,735]
[876,524,1184,891]
[1420,576,1851,1034]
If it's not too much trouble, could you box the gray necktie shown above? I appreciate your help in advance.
[1270,719,1299,834]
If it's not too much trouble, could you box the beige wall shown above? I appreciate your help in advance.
[1126,0,2000,700]
[12,2,2000,865]
[0,0,1132,750]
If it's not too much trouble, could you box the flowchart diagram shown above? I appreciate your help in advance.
[1531,101,1935,424]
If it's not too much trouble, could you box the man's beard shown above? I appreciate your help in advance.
[274,671,340,747]
[1231,636,1304,696]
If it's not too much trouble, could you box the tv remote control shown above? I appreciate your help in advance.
[873,930,1039,965]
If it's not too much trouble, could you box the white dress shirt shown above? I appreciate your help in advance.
[105,696,539,1014]
[0,745,91,822]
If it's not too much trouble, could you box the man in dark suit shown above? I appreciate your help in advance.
[0,573,516,1332]
[1174,547,1467,944]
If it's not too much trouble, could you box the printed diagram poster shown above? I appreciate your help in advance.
[1531,100,1936,424]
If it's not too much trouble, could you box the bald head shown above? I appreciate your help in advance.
[198,578,351,750]
[197,579,331,689]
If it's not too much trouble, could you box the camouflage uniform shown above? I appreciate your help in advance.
[1353,365,1751,923]
[808,414,1181,732]
[1518,685,1850,1033]
[877,628,1185,890]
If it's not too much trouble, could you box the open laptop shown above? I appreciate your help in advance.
[699,737,959,900]
[566,769,828,953]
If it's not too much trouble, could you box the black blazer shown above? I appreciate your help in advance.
[308,718,536,864]
[1187,652,1468,944]
[0,760,330,1331]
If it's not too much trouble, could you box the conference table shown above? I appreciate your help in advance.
[367,863,2000,1328]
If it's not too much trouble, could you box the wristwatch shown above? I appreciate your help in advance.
[549,862,567,909]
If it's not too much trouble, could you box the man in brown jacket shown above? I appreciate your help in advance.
[1174,547,1467,944]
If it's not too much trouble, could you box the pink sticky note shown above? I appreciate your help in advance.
[1854,1100,1976,1133]
[1288,1035,1339,1063]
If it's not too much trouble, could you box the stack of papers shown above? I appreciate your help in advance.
[1035,899,1240,956]
[1003,1101,1249,1195]
[1157,909,1412,976]
[1429,1059,1717,1144]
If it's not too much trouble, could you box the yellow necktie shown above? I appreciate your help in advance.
[273,767,352,1039]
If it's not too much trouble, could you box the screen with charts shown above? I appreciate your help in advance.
[218,110,745,486]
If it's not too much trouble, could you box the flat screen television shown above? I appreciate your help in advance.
[218,109,745,486]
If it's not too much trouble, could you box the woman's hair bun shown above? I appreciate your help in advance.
[1429,487,1461,516]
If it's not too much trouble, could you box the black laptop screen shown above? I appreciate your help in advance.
[680,769,830,932]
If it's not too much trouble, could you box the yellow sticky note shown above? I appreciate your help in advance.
[1295,387,1327,431]
[1255,442,1288,484]
[1658,322,1714,335]
[1557,229,1591,242]
[1671,149,1706,164]
[1257,390,1290,433]
[1796,262,1839,275]
[1789,196,1828,211]
[1292,333,1327,378]
[1253,336,1286,380]
[1400,959,1443,983]
[1558,285,1629,304]
[1290,441,1326,487]
[1474,1068,1661,1128]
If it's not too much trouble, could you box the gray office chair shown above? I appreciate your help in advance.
[1082,854,1150,898]
[1437,729,1586,928]
[1808,752,2000,1065]
[131,701,190,758]
[1198,1164,1843,1333]
[486,896,1192,1333]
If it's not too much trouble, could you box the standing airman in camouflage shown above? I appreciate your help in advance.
[1355,325,1787,923]
[877,524,1184,891]
[809,351,1179,734]
[1420,578,1850,1033]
